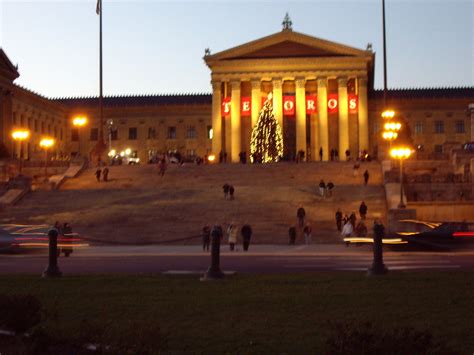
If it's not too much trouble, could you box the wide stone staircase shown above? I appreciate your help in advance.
[3,161,386,244]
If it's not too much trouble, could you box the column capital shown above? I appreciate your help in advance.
[211,81,221,91]
[272,78,282,89]
[317,77,327,88]
[230,80,241,90]
[251,79,261,90]
[358,77,368,87]
[337,77,348,88]
[295,77,306,89]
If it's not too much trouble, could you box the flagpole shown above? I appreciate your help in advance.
[99,0,104,146]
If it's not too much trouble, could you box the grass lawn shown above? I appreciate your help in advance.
[0,272,472,353]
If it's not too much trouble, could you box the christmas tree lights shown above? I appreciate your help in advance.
[250,92,284,163]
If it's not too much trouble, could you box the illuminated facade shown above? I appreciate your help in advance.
[0,26,473,164]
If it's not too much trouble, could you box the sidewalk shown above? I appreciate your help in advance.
[49,243,474,258]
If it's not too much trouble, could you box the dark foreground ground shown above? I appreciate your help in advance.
[0,272,472,354]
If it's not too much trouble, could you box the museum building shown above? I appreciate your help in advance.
[0,24,473,163]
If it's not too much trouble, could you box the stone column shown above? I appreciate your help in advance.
[338,77,349,160]
[250,79,261,129]
[230,80,241,163]
[358,77,369,154]
[317,77,329,161]
[211,81,222,155]
[272,78,283,130]
[469,103,474,142]
[295,77,306,157]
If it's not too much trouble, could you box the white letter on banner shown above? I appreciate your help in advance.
[328,98,338,110]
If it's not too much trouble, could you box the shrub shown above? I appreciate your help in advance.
[0,294,43,334]
[324,321,458,355]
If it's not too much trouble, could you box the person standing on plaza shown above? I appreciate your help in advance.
[241,224,252,251]
[319,147,323,161]
[327,182,334,197]
[222,183,230,200]
[335,208,343,231]
[349,212,357,228]
[297,207,306,227]
[289,226,297,245]
[95,167,102,182]
[364,170,370,185]
[202,225,211,252]
[103,166,109,182]
[303,224,312,244]
[319,179,326,197]
[227,223,238,251]
[341,219,354,242]
[335,149,339,161]
[359,201,368,220]
[345,149,351,161]
[158,157,167,177]
[229,185,235,200]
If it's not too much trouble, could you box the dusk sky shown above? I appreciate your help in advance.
[1,0,473,98]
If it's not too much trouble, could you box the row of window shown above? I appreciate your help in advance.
[71,126,213,141]
[414,120,465,134]
[14,116,64,140]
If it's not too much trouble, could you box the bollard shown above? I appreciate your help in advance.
[201,225,225,280]
[368,221,388,276]
[42,229,62,278]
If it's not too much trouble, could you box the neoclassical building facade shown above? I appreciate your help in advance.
[0,26,473,164]
[204,27,374,162]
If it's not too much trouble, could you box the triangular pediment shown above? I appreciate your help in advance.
[205,30,371,65]
[0,48,20,82]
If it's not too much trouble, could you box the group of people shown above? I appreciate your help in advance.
[201,223,253,252]
[95,166,109,182]
[318,180,335,198]
[292,207,312,244]
[53,221,74,257]
[222,183,235,200]
[336,201,369,240]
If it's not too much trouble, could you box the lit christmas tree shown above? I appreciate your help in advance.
[250,92,284,163]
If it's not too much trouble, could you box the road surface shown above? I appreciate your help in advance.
[1,244,473,274]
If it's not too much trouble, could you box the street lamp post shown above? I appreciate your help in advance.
[11,129,30,175]
[72,116,88,157]
[39,138,55,181]
[390,147,412,209]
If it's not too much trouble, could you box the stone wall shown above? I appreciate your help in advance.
[408,201,474,222]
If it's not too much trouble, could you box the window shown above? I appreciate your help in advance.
[455,120,465,134]
[373,122,380,134]
[434,145,443,153]
[34,120,38,132]
[207,125,213,139]
[434,121,444,134]
[90,128,98,141]
[60,128,63,141]
[148,127,157,139]
[414,121,423,135]
[129,127,137,140]
[54,126,57,138]
[41,122,45,134]
[186,126,197,139]
[48,124,51,134]
[71,129,79,141]
[111,129,118,140]
[167,126,176,139]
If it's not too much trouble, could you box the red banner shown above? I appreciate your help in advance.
[221,97,231,116]
[348,94,358,114]
[241,97,251,116]
[283,96,295,115]
[306,94,317,114]
[327,94,338,113]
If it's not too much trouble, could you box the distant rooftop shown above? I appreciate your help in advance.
[49,87,474,108]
